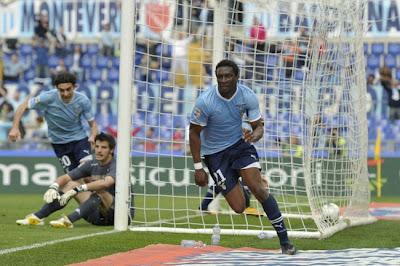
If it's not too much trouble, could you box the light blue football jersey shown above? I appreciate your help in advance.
[28,89,94,144]
[190,84,261,155]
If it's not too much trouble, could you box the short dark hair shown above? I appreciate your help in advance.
[95,132,116,151]
[215,59,240,77]
[53,71,77,87]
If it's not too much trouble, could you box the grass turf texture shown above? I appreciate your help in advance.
[0,194,399,266]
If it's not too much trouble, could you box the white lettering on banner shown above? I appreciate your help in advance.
[0,164,29,185]
[149,168,166,187]
[0,163,56,186]
[169,169,190,187]
[32,164,57,186]
[265,168,288,187]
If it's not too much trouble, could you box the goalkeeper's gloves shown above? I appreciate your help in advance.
[59,184,88,206]
[43,183,60,203]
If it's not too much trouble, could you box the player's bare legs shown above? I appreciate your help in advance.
[223,183,247,213]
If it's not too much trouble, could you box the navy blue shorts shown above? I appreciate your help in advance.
[84,194,115,226]
[51,137,91,172]
[203,139,260,195]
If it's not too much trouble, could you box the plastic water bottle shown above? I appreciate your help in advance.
[211,225,221,245]
[257,231,273,239]
[180,240,205,247]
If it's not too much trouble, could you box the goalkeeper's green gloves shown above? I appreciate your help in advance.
[59,184,88,206]
[43,183,60,203]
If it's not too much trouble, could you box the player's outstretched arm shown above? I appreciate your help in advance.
[8,97,30,142]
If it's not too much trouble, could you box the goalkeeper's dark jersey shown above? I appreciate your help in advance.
[68,157,116,195]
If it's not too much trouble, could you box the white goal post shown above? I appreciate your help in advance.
[115,0,376,238]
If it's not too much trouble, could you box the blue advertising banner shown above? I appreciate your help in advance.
[1,0,400,39]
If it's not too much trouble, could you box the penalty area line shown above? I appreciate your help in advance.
[0,230,118,255]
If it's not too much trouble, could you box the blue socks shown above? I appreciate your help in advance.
[262,194,289,245]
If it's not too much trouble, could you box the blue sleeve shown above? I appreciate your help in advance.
[245,90,262,122]
[81,96,94,121]
[28,91,52,111]
[190,97,208,126]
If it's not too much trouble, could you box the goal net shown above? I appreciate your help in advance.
[125,0,376,238]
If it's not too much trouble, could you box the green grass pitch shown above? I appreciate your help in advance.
[0,194,399,266]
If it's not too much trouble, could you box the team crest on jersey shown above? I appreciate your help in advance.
[236,104,246,117]
[73,105,82,114]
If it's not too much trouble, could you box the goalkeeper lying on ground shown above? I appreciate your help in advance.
[16,133,122,228]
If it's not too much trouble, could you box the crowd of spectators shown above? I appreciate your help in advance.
[0,1,397,156]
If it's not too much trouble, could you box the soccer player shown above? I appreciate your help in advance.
[189,59,296,255]
[16,132,120,228]
[8,71,98,172]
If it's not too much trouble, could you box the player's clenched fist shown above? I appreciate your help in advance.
[8,127,21,142]
[194,169,208,187]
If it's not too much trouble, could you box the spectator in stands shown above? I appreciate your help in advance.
[249,16,266,52]
[35,38,49,79]
[171,128,185,153]
[325,127,346,157]
[52,26,68,58]
[188,36,211,90]
[282,40,301,79]
[296,26,310,69]
[34,12,50,42]
[142,127,157,152]
[0,43,4,86]
[100,23,114,57]
[379,66,400,121]
[70,45,83,79]
[0,86,25,144]
[3,53,25,82]
[161,30,193,87]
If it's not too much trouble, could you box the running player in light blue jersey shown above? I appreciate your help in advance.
[189,59,296,255]
[9,71,98,172]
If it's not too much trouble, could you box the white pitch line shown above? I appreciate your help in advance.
[0,230,118,255]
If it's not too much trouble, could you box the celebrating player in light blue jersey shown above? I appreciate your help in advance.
[189,59,296,255]
[9,71,98,172]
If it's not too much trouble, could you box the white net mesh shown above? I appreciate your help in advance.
[128,0,375,238]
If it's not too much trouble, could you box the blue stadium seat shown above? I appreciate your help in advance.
[363,43,369,55]
[294,70,304,80]
[20,44,33,57]
[388,43,400,56]
[108,67,119,83]
[48,55,59,68]
[23,69,35,82]
[96,56,109,69]
[112,56,120,68]
[63,55,73,68]
[155,43,172,57]
[396,69,400,81]
[367,55,380,69]
[81,54,93,69]
[77,83,92,99]
[383,54,396,68]
[371,43,385,56]
[89,68,102,82]
[265,55,279,66]
[87,44,100,55]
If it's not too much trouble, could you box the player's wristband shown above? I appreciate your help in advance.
[194,162,203,170]
[49,183,59,190]
[73,184,88,193]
